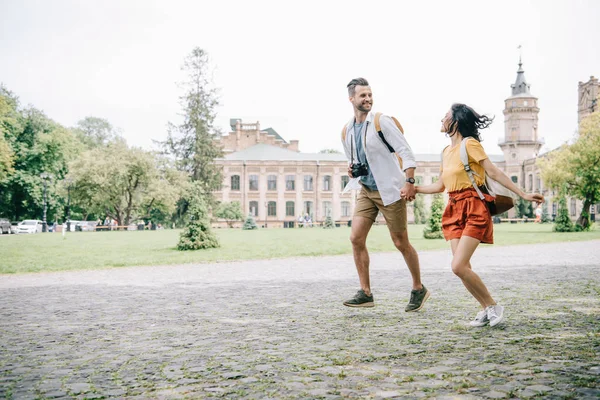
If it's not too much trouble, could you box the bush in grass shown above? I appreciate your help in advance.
[423,193,444,239]
[242,214,258,230]
[177,194,220,250]
[323,214,335,229]
[553,196,574,232]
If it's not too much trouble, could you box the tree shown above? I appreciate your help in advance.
[541,201,550,223]
[162,47,224,195]
[423,194,444,239]
[215,201,243,227]
[0,93,16,183]
[413,195,428,224]
[323,214,335,229]
[0,87,81,221]
[242,214,258,230]
[319,149,342,154]
[538,112,600,230]
[553,195,574,232]
[68,141,188,226]
[177,185,220,250]
[515,197,534,219]
[72,116,120,149]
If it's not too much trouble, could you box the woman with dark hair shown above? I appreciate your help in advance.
[416,104,544,327]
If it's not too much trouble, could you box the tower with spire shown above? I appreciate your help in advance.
[500,58,543,169]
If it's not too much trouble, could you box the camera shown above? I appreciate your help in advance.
[351,163,369,177]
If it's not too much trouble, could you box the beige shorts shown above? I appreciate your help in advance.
[354,187,407,232]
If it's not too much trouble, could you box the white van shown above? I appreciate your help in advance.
[16,220,43,234]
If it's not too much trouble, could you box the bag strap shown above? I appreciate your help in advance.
[459,138,486,200]
[374,112,404,169]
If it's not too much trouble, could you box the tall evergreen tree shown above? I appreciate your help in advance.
[162,47,223,195]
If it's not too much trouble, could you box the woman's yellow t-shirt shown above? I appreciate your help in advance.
[440,139,488,192]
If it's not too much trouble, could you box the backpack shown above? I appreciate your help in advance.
[342,112,404,169]
[459,137,515,216]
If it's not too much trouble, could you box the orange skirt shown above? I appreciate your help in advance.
[442,188,494,244]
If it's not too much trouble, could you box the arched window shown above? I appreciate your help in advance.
[249,201,258,216]
[286,201,295,216]
[230,175,240,191]
[268,201,277,216]
[323,175,332,191]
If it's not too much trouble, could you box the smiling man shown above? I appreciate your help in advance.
[341,77,429,312]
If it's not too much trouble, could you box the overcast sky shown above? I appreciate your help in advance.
[1,0,598,156]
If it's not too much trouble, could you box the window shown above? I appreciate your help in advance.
[303,201,313,216]
[268,201,277,217]
[323,175,332,191]
[415,176,423,185]
[231,175,240,191]
[249,175,259,191]
[431,176,438,183]
[267,175,277,191]
[323,201,332,217]
[511,176,518,184]
[304,175,313,191]
[285,175,295,191]
[249,201,258,217]
[524,100,528,106]
[590,204,596,216]
[570,198,577,216]
[535,175,541,191]
[552,202,557,216]
[341,175,349,189]
[528,174,533,191]
[286,201,295,216]
[341,201,351,217]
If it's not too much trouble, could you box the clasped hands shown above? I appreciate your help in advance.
[400,184,416,202]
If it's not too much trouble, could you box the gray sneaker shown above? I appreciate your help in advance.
[469,309,489,327]
[405,285,430,312]
[486,304,505,327]
[343,290,374,308]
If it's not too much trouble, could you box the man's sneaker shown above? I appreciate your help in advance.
[405,285,430,312]
[343,290,374,308]
[486,304,505,327]
[469,309,489,327]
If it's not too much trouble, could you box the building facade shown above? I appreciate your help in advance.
[213,64,599,228]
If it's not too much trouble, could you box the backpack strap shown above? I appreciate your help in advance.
[460,138,485,200]
[341,125,347,142]
[374,112,404,169]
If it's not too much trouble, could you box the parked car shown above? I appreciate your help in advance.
[0,218,10,234]
[76,221,98,232]
[16,220,43,234]
[10,223,18,234]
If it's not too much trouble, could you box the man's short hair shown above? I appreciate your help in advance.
[347,77,369,97]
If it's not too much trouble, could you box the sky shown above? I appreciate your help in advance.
[1,0,598,157]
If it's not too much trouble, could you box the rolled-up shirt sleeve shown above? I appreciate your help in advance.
[379,115,417,171]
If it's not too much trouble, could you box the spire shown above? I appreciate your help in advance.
[511,57,531,96]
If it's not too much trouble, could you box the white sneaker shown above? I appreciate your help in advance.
[486,304,505,327]
[469,309,489,327]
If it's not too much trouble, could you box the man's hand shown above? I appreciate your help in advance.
[400,183,416,202]
[524,193,544,205]
[347,166,354,178]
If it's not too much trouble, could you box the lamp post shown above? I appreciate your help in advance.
[40,172,52,232]
[65,177,73,232]
[264,201,268,228]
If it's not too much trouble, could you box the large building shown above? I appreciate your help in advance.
[213,64,599,228]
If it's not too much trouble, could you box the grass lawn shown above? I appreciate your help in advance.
[2,223,599,274]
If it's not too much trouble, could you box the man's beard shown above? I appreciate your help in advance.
[356,102,372,112]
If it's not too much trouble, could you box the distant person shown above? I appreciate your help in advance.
[415,103,544,327]
[534,204,542,223]
[340,77,428,312]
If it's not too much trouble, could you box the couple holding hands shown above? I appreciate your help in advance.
[341,77,543,327]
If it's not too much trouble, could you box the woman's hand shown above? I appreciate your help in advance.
[523,193,544,205]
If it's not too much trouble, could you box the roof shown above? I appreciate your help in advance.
[220,143,504,163]
[511,59,532,96]
[262,127,286,143]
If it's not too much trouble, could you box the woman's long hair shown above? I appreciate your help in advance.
[448,103,493,142]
